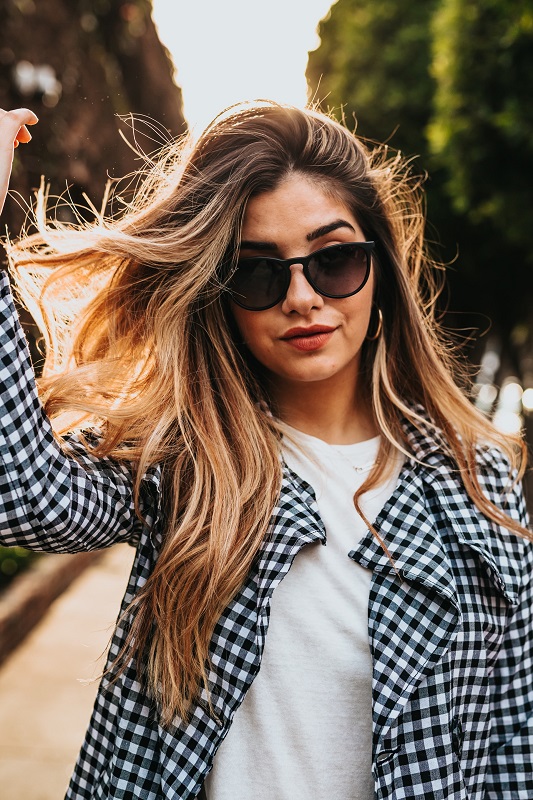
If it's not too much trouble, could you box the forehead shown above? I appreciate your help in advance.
[242,173,361,239]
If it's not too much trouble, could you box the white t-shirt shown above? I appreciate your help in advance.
[205,426,403,800]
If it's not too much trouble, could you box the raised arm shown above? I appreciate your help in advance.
[0,108,144,552]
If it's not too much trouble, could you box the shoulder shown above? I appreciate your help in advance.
[401,404,529,528]
[474,443,529,528]
[475,441,517,482]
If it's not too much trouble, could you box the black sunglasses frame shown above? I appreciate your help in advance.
[228,241,375,311]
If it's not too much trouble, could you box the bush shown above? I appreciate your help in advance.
[0,546,40,592]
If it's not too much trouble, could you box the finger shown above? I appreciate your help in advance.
[0,109,38,217]
[15,124,33,144]
[0,107,39,126]
[0,108,39,151]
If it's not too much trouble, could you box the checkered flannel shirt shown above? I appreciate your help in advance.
[1,270,533,799]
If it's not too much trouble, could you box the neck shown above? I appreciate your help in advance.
[269,373,377,445]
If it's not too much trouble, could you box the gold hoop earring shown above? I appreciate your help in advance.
[366,307,383,341]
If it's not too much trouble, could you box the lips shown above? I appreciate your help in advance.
[281,325,337,352]
[281,325,336,339]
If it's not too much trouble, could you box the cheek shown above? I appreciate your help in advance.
[342,283,374,337]
[230,305,270,353]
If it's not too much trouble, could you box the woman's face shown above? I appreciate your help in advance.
[231,172,375,397]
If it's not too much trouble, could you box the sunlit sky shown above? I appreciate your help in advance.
[151,0,335,134]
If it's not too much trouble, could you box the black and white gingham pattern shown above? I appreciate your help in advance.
[2,271,532,799]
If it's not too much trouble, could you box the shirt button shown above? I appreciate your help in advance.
[376,749,396,765]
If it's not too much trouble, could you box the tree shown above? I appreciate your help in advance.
[307,0,439,161]
[0,0,186,237]
[429,0,533,253]
[427,0,533,337]
[0,0,186,370]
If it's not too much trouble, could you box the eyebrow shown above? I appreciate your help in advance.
[240,219,357,251]
[307,220,356,242]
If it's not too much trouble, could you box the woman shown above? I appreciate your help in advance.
[0,103,531,800]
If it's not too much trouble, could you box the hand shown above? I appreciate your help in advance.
[0,108,39,219]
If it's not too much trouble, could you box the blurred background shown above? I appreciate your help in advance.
[0,0,532,794]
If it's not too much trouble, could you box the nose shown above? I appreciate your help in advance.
[281,264,324,314]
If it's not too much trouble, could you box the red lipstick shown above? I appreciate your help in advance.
[281,325,336,352]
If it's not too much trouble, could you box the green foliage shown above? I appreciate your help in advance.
[308,0,440,161]
[428,0,533,251]
[0,546,39,591]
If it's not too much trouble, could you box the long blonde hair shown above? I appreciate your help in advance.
[7,101,528,725]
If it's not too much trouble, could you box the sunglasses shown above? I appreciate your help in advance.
[228,241,375,311]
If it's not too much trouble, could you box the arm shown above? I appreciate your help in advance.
[0,109,141,552]
[0,273,141,551]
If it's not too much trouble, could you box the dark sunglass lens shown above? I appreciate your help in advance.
[308,245,369,297]
[230,258,286,309]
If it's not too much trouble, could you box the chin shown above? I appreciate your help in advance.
[279,367,343,384]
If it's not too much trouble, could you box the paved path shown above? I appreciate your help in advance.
[0,544,135,800]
